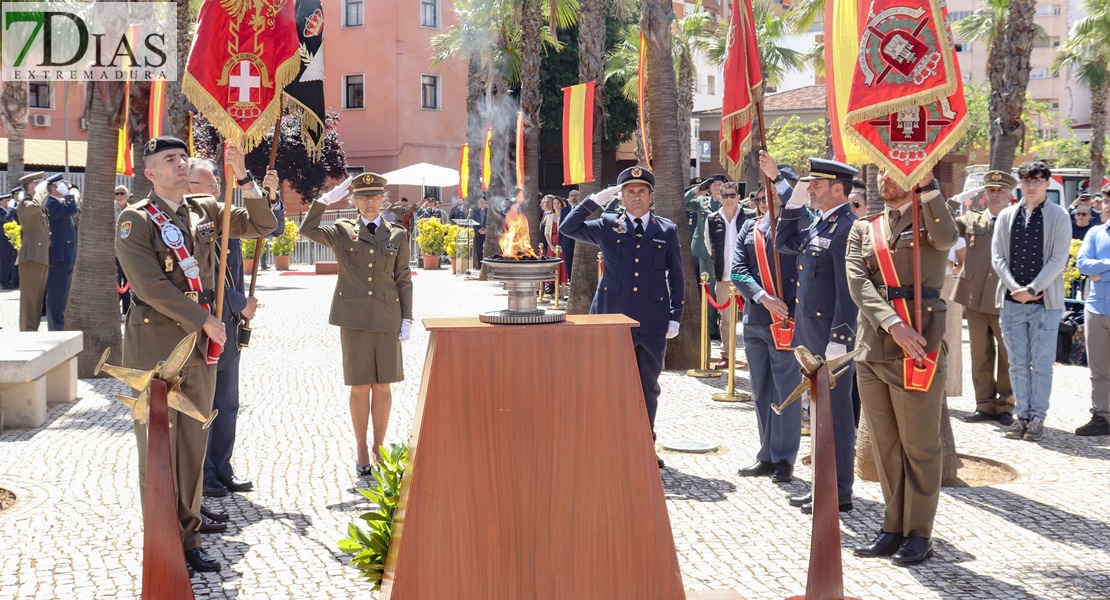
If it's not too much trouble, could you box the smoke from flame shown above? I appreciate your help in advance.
[499,204,537,258]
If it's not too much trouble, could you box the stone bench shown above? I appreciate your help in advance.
[0,332,83,430]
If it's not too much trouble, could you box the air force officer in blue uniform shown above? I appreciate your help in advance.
[560,166,685,468]
[43,180,79,330]
[774,155,860,514]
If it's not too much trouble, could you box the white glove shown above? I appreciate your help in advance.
[55,182,70,196]
[824,342,847,360]
[666,320,680,340]
[399,319,412,342]
[319,176,355,206]
[592,184,622,206]
[34,181,47,195]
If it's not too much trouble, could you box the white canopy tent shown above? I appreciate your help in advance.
[381,162,460,189]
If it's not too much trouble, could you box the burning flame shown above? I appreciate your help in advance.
[499,204,537,258]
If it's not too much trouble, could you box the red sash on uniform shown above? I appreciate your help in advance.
[142,203,221,366]
[869,216,937,392]
[753,226,794,350]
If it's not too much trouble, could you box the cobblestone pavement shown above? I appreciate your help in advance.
[1,269,1108,600]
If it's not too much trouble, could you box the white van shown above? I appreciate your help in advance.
[963,164,1069,209]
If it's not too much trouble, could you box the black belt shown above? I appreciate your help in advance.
[132,289,216,307]
[883,286,941,300]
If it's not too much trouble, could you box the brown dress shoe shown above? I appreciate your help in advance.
[198,515,227,534]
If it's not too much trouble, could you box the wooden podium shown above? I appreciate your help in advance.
[381,315,686,599]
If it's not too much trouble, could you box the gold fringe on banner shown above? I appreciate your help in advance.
[181,53,300,153]
[843,112,969,191]
[718,79,763,181]
[283,93,325,162]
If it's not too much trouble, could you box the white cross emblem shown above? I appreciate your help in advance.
[228,61,260,103]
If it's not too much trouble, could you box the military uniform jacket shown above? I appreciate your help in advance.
[560,198,685,335]
[950,210,1002,315]
[689,194,720,264]
[300,201,413,332]
[731,215,799,327]
[44,193,79,264]
[15,191,50,266]
[776,203,859,351]
[845,192,959,362]
[116,190,277,369]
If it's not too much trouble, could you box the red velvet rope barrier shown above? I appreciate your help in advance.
[118,281,130,294]
[703,282,732,311]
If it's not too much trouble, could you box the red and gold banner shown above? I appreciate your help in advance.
[459,144,470,199]
[562,82,595,185]
[719,0,764,179]
[637,32,651,169]
[481,128,493,191]
[182,0,300,152]
[843,0,968,189]
[148,79,166,139]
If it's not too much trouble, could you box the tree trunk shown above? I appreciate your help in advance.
[643,0,697,369]
[520,0,544,250]
[986,0,1037,172]
[0,81,28,184]
[1090,80,1108,194]
[163,0,194,142]
[743,88,767,195]
[677,53,695,181]
[567,0,608,313]
[130,141,151,199]
[67,83,126,376]
[466,56,485,204]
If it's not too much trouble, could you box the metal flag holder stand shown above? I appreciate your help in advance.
[711,283,751,402]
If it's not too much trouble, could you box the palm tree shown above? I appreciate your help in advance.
[1054,0,1110,193]
[0,82,28,184]
[952,0,1041,171]
[673,8,718,170]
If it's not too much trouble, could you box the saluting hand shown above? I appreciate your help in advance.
[202,314,227,347]
[758,293,790,320]
[593,184,622,205]
[320,176,355,206]
[890,321,927,362]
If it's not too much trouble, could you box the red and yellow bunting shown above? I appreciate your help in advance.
[481,128,493,191]
[148,78,166,138]
[459,144,470,199]
[561,82,595,185]
[515,111,525,190]
[637,32,650,169]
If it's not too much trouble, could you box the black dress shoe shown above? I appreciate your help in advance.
[997,412,1015,427]
[771,462,794,483]
[788,492,812,508]
[891,535,933,566]
[200,505,229,523]
[737,460,775,477]
[657,454,665,469]
[218,475,254,493]
[184,547,222,572]
[202,479,228,498]
[198,515,227,534]
[853,531,906,557]
[800,500,853,514]
[962,410,997,423]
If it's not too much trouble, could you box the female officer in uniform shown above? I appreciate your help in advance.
[301,173,413,476]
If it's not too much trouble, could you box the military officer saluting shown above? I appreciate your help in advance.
[300,173,414,476]
[560,166,685,468]
[116,137,278,573]
[15,171,50,331]
[845,169,958,566]
[952,171,1016,425]
[43,176,79,330]
[774,155,861,515]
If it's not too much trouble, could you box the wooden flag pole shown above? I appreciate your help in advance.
[755,100,784,300]
[245,97,283,313]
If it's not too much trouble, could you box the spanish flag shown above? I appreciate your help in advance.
[459,144,469,199]
[116,85,132,176]
[824,0,869,164]
[515,111,525,190]
[148,79,166,138]
[561,82,595,185]
[481,128,492,191]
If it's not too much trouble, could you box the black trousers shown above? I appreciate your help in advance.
[631,331,667,434]
[204,355,241,482]
[45,261,73,331]
[116,259,131,314]
[0,243,17,287]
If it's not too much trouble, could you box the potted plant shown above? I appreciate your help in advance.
[241,237,266,274]
[338,443,409,591]
[270,219,299,271]
[416,219,450,269]
[448,226,471,274]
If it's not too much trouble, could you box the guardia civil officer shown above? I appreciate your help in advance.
[15,172,50,330]
[774,155,860,515]
[845,169,958,566]
[116,137,278,573]
[560,166,685,468]
[301,173,414,476]
[43,177,79,330]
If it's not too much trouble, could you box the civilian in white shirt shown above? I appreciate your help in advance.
[705,182,749,368]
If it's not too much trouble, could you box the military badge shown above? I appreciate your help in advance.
[613,220,627,235]
[813,236,832,249]
[386,243,398,250]
[631,167,643,178]
[164,254,175,273]
[119,221,132,240]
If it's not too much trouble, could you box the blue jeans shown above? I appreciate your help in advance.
[999,301,1062,420]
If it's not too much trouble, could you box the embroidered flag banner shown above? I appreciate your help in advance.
[825,0,870,163]
[561,82,595,185]
[459,144,470,199]
[283,0,326,162]
[183,0,301,152]
[720,0,764,179]
[844,0,968,188]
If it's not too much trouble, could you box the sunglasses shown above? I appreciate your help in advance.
[756,197,767,204]
[721,193,738,198]
[114,192,127,196]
